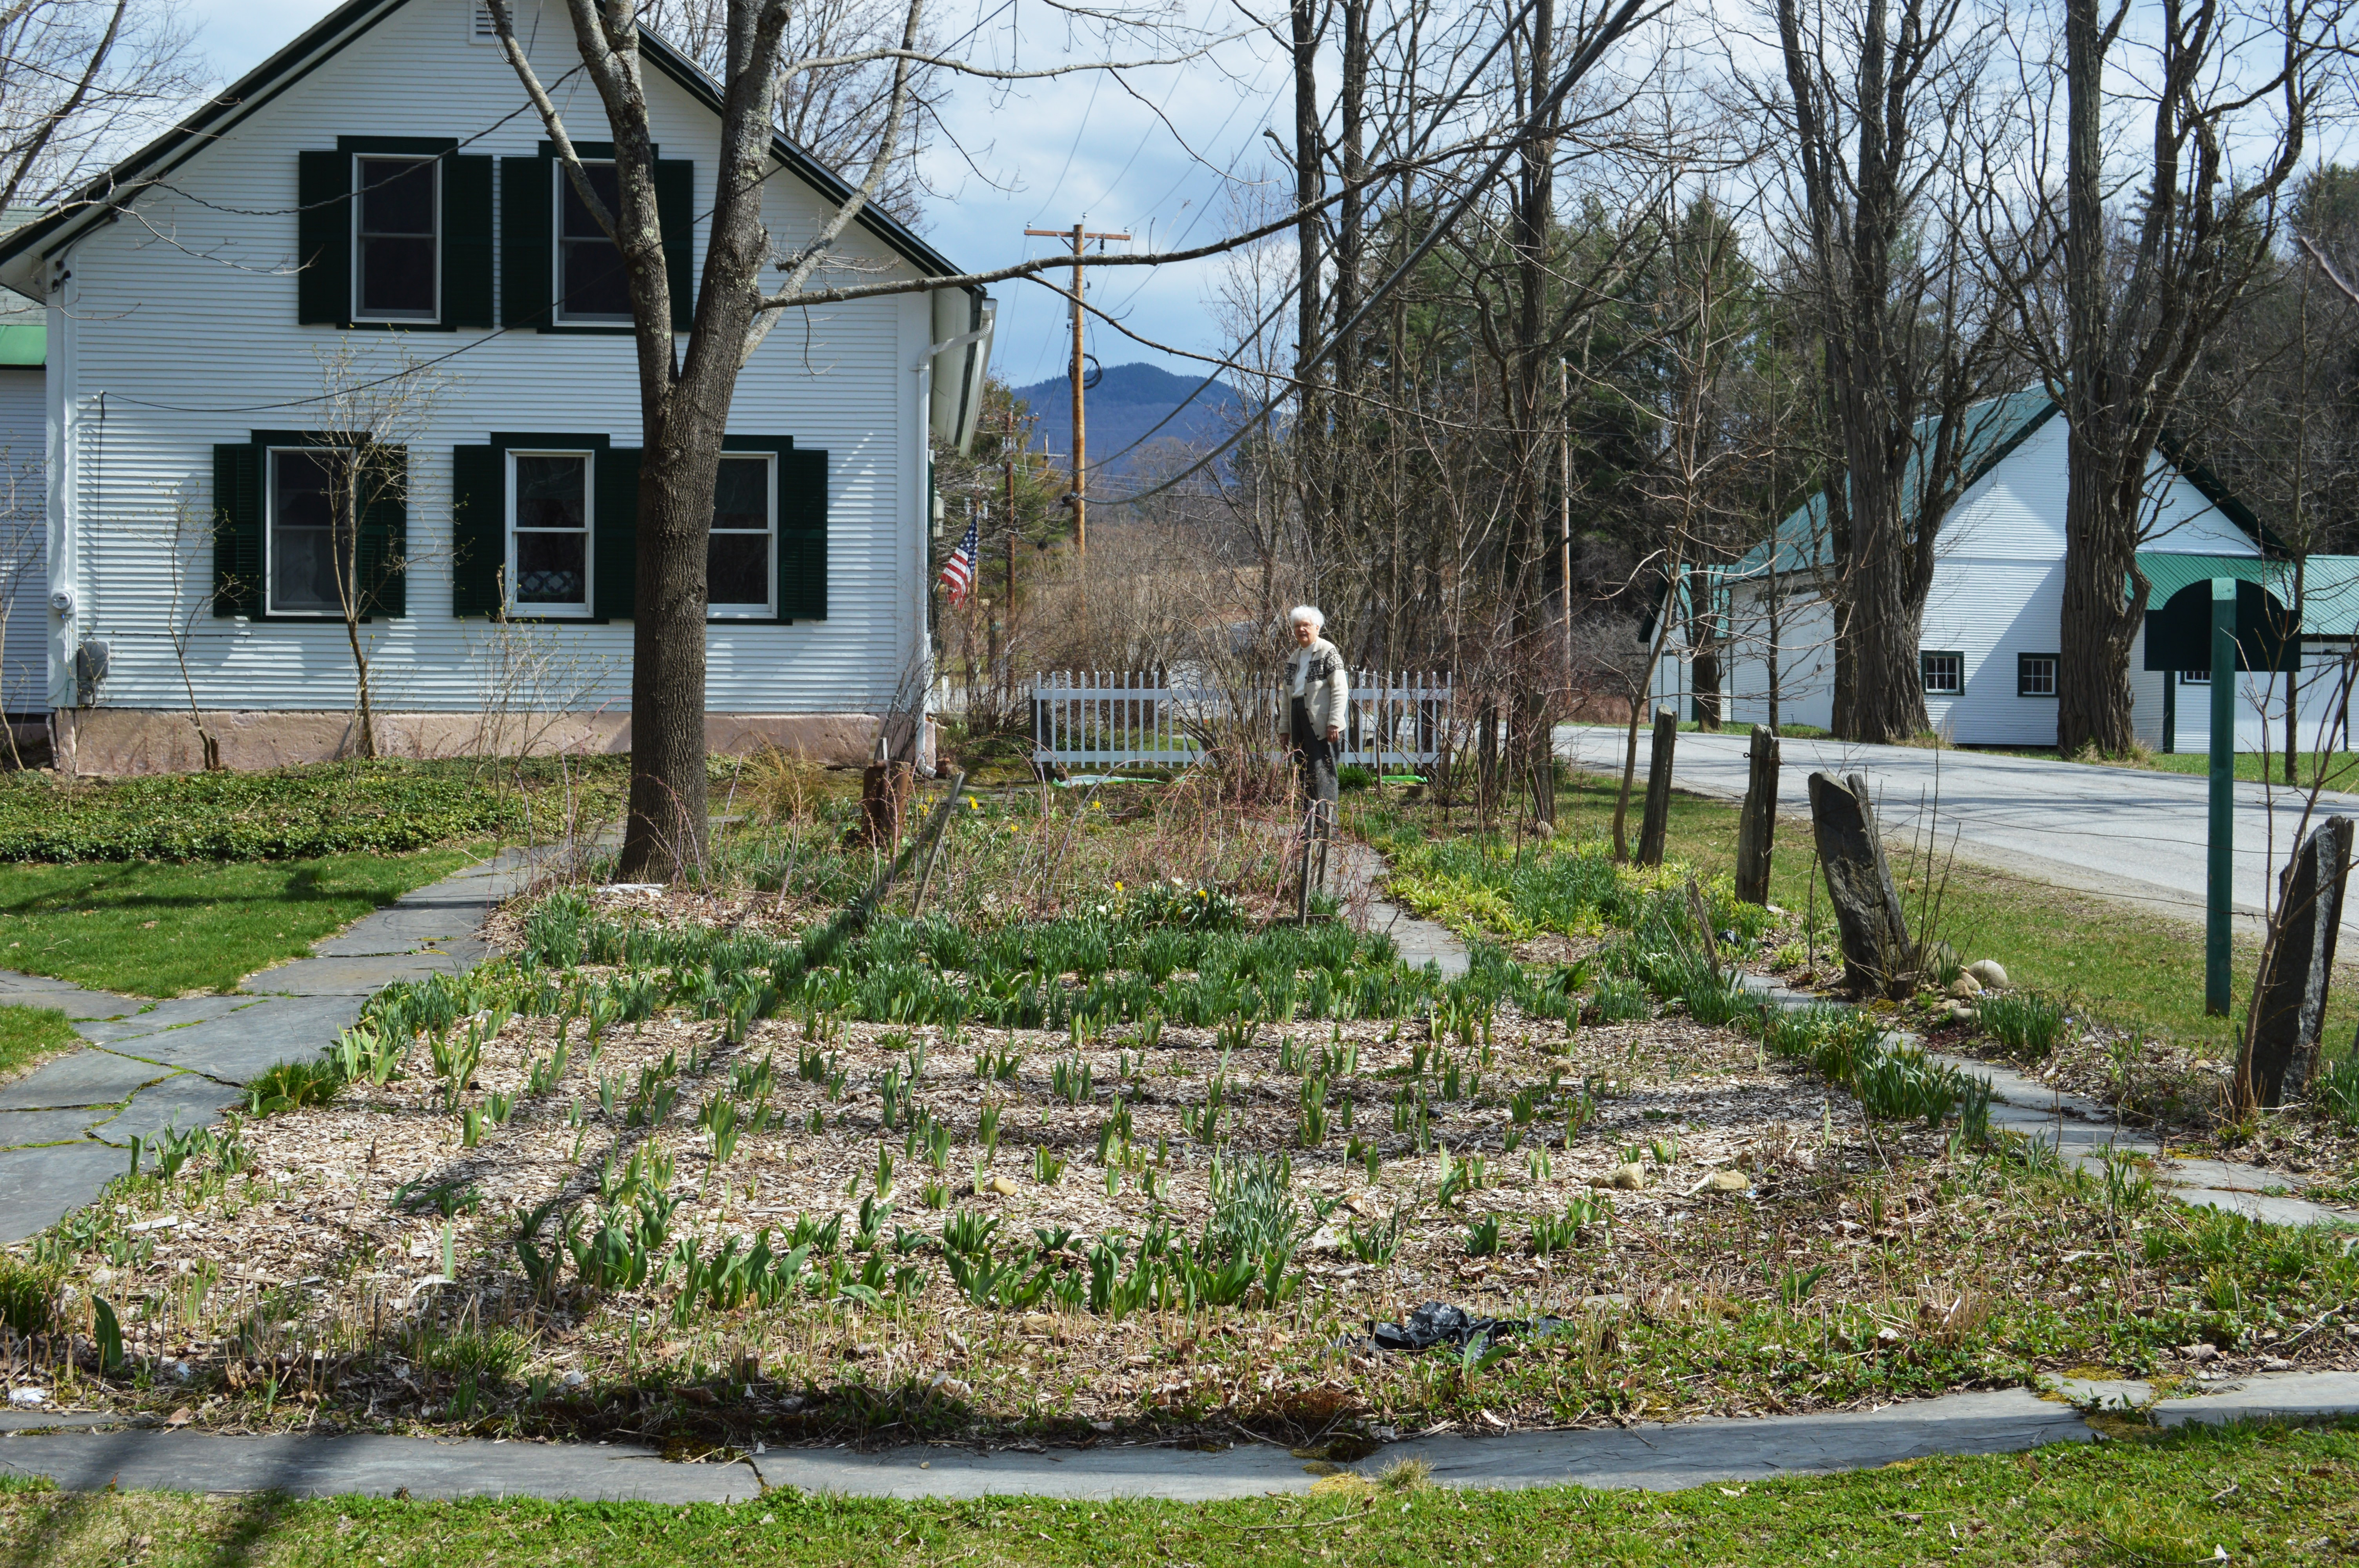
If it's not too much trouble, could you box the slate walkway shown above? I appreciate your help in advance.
[1,1372,2355,1502]
[0,849,544,1245]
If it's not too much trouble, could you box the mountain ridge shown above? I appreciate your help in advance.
[1012,362,1244,480]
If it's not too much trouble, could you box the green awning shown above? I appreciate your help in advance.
[2135,552,2284,606]
[0,323,43,367]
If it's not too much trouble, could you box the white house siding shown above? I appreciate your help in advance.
[1673,411,2276,748]
[41,0,932,760]
[0,367,43,714]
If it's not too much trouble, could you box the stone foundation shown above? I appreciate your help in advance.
[51,709,929,776]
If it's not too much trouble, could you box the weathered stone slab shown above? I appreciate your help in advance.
[1637,708,1677,867]
[0,1049,167,1111]
[1735,725,1779,905]
[244,951,469,996]
[2245,815,2354,1106]
[108,994,360,1080]
[1808,771,1914,997]
[0,1142,138,1245]
[92,1073,237,1147]
[0,1108,104,1149]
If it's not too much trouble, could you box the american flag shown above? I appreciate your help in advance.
[938,517,980,606]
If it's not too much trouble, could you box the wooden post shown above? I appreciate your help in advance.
[2242,815,2354,1107]
[858,736,914,848]
[1735,723,1780,905]
[909,770,970,917]
[1807,770,1915,997]
[1636,706,1677,866]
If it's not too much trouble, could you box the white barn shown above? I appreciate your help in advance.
[1653,394,2359,753]
[0,0,994,773]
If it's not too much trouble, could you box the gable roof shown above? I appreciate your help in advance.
[0,0,962,293]
[1714,390,2060,588]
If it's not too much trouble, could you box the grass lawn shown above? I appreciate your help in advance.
[2,1417,2354,1565]
[0,1002,80,1079]
[1379,766,2359,1067]
[0,848,480,997]
[2141,748,2359,789]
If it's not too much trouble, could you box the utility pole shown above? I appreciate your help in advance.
[1024,220,1129,556]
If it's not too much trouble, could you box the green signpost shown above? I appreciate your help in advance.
[2208,577,2236,1015]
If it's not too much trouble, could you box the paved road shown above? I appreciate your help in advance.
[1558,724,2359,938]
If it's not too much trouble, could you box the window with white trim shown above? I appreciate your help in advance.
[2017,653,2058,697]
[2181,668,2211,685]
[268,447,354,616]
[353,155,438,322]
[555,163,631,323]
[709,453,775,615]
[509,451,592,614]
[1920,650,1964,695]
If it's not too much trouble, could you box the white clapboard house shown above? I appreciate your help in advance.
[1652,392,2359,753]
[0,0,994,773]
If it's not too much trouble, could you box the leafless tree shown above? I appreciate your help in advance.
[482,0,1656,878]
[304,344,444,759]
[0,0,205,213]
[1759,0,2021,744]
[1990,0,2341,754]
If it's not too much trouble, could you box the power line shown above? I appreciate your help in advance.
[1101,0,1659,508]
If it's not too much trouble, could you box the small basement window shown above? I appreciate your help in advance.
[509,451,593,614]
[268,447,354,616]
[709,453,775,616]
[556,163,631,323]
[353,156,438,321]
[1920,650,1963,695]
[2181,668,2211,685]
[2018,653,2058,697]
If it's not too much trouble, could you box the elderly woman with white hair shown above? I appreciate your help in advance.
[1288,605,1349,831]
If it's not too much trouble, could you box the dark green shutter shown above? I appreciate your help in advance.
[500,155,551,328]
[451,444,503,616]
[357,445,407,618]
[297,151,350,325]
[653,160,694,330]
[444,155,494,328]
[777,448,828,621]
[213,445,262,616]
[594,446,640,619]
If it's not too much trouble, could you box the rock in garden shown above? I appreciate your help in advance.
[1701,1169,1751,1192]
[978,1175,1019,1196]
[1608,1162,1648,1190]
[1967,959,2008,989]
[1948,973,1983,998]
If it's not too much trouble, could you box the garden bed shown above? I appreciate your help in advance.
[4,788,2356,1455]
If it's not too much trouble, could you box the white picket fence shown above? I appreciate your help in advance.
[1030,670,1453,774]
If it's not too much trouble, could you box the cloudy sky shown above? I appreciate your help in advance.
[180,0,1294,388]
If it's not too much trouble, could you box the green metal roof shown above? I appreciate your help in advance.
[2135,552,2284,606]
[2284,556,2359,639]
[1720,391,2060,584]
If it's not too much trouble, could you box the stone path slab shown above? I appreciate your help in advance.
[3,1374,2357,1504]
[1334,843,1469,977]
[0,846,551,1246]
[1728,972,2359,1229]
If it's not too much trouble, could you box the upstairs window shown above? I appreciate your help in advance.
[557,163,632,323]
[269,447,353,616]
[709,453,775,616]
[510,451,593,614]
[1920,650,1963,695]
[354,156,438,321]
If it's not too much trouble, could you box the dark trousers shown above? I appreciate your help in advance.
[1291,697,1338,834]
